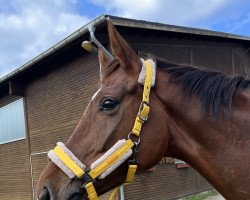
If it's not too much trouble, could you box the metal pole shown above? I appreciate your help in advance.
[118,186,125,200]
[88,25,114,59]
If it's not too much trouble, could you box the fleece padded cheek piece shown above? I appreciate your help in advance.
[91,139,133,179]
[138,58,156,87]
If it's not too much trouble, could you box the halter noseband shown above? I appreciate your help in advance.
[48,59,156,200]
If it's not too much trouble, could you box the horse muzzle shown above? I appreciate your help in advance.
[38,180,87,200]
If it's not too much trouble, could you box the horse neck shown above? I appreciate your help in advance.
[154,70,250,199]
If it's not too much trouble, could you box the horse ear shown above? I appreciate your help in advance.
[107,20,140,73]
[98,48,110,81]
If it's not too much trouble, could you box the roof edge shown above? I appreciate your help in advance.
[0,14,109,85]
[108,15,250,41]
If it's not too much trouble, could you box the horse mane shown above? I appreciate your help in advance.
[151,56,250,116]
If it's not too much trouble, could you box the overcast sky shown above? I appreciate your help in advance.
[0,0,250,78]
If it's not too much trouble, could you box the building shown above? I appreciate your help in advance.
[0,15,249,200]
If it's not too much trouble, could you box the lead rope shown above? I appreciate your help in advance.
[48,59,154,200]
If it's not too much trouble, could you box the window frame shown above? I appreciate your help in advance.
[0,98,26,145]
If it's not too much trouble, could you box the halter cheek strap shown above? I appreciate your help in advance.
[138,58,156,87]
[48,59,156,200]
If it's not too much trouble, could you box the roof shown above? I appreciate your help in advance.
[1,14,250,86]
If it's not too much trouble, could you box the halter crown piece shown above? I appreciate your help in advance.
[48,59,156,200]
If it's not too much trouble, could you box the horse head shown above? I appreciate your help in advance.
[36,21,168,200]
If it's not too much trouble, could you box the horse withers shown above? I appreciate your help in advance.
[37,21,250,200]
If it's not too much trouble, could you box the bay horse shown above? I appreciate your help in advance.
[37,21,250,200]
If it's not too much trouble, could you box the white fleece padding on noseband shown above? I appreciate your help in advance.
[48,150,75,178]
[57,142,86,169]
[48,142,86,178]
[98,149,132,179]
[138,58,156,87]
[91,139,132,179]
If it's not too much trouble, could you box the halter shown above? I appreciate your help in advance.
[48,59,155,200]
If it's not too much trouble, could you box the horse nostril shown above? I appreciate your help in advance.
[39,187,50,200]
[69,192,83,200]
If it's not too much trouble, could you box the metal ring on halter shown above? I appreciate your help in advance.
[128,132,141,145]
[137,101,150,122]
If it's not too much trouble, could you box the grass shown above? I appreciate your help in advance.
[180,190,219,200]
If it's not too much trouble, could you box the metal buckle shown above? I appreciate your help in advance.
[137,101,150,122]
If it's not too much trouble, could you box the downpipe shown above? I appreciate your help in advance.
[82,25,113,59]
[118,186,125,200]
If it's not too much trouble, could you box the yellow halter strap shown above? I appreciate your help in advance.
[49,60,154,200]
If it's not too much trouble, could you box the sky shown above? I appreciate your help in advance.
[0,0,250,78]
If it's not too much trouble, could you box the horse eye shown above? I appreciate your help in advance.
[100,98,119,111]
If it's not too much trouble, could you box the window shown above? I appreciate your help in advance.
[0,98,26,144]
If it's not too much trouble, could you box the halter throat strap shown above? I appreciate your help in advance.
[48,59,155,200]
